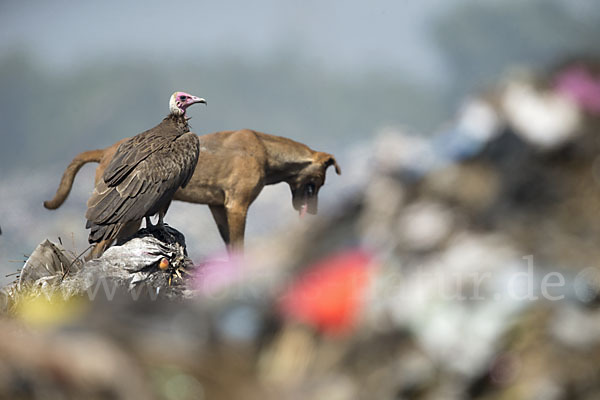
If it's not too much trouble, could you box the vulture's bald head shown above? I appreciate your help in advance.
[169,91,206,116]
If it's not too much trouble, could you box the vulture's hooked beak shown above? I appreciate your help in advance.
[185,96,207,120]
[191,96,207,106]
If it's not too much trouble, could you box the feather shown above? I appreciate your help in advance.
[86,113,200,245]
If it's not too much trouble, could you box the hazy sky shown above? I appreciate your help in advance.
[0,0,452,79]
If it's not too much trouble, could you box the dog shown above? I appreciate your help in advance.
[45,129,341,256]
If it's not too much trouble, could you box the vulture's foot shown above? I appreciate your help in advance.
[155,223,177,244]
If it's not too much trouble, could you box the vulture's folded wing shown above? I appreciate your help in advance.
[103,130,169,186]
[176,133,200,188]
[86,133,199,226]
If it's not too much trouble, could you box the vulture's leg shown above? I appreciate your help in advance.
[156,200,172,228]
[209,205,230,247]
[156,208,177,243]
[145,216,153,229]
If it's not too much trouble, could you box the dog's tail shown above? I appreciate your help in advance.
[43,149,104,209]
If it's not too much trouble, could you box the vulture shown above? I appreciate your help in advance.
[85,91,205,252]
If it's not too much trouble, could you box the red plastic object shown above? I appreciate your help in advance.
[278,248,375,336]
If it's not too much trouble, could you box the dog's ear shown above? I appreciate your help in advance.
[326,157,341,175]
[314,152,341,175]
[321,153,341,175]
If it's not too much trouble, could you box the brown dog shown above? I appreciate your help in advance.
[45,129,341,256]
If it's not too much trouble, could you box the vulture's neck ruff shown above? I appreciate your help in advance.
[163,113,190,133]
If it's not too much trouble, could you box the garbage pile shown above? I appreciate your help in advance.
[2,60,600,399]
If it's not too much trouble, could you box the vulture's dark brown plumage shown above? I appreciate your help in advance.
[85,93,203,245]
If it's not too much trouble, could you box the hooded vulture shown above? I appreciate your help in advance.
[85,91,206,252]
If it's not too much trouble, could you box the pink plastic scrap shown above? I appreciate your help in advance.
[555,65,600,115]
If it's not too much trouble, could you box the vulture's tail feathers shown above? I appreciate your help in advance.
[87,221,125,245]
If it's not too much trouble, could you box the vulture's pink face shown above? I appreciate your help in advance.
[169,91,206,116]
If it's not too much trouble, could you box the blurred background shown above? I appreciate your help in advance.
[3,1,600,399]
[2,0,599,276]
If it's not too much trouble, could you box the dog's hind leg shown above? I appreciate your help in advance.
[115,220,142,245]
[85,220,141,260]
[209,205,231,247]
[86,239,111,260]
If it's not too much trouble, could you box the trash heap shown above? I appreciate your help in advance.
[2,60,600,400]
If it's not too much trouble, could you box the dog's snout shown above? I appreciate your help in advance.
[306,183,316,197]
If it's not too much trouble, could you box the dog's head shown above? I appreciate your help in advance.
[288,152,341,217]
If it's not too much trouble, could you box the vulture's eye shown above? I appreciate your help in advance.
[179,95,187,100]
